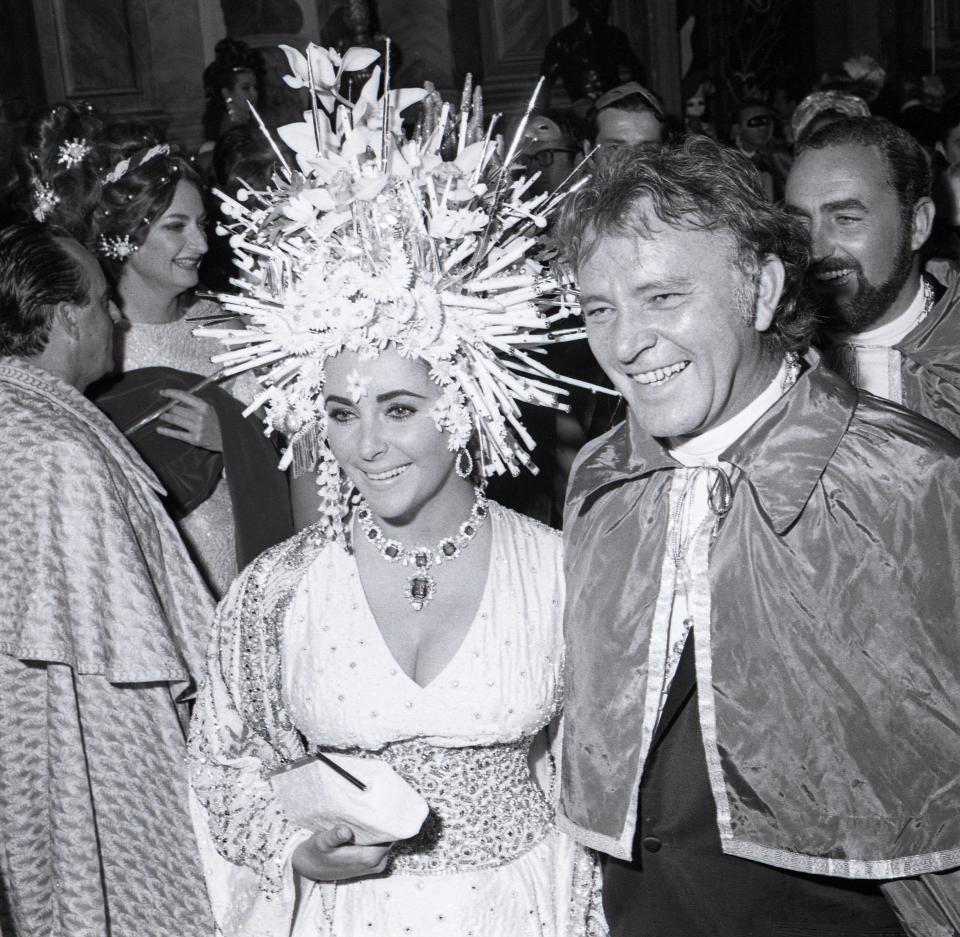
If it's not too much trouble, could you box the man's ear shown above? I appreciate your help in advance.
[911,196,936,251]
[53,301,83,341]
[936,141,947,161]
[754,254,786,333]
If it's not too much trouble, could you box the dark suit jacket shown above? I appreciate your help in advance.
[601,637,907,937]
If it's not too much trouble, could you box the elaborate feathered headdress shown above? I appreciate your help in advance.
[198,41,607,536]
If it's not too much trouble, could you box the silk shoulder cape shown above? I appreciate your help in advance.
[559,363,960,882]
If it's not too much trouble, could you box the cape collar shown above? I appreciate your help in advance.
[0,357,164,496]
[568,361,857,535]
[896,271,960,357]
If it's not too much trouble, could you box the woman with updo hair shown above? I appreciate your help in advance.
[20,101,106,243]
[198,38,265,170]
[89,133,292,596]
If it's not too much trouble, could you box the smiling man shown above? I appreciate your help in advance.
[785,115,960,437]
[555,139,960,936]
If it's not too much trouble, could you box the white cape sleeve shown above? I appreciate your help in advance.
[188,569,313,937]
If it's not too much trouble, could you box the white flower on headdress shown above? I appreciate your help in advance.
[57,138,91,168]
[324,259,365,301]
[281,329,325,356]
[279,44,379,110]
[429,205,489,240]
[345,369,372,402]
[429,359,455,385]
[98,234,138,261]
[360,244,411,303]
[30,177,59,221]
[282,188,337,227]
[266,389,319,435]
[432,314,461,361]
[447,406,474,450]
[397,288,444,360]
[350,67,428,141]
[298,356,326,391]
[431,386,473,450]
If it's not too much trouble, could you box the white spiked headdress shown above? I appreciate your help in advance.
[197,41,609,534]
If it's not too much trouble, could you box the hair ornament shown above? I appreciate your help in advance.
[30,177,60,221]
[198,40,613,539]
[57,138,91,168]
[103,143,171,184]
[99,234,139,261]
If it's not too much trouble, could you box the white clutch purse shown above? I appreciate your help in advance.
[268,752,429,845]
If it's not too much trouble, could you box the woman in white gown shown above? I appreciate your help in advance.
[188,348,604,937]
[186,38,609,935]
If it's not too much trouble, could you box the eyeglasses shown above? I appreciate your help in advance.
[745,115,772,128]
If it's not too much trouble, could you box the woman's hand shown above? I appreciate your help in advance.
[292,825,392,882]
[156,389,223,452]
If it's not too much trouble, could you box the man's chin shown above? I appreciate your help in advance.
[832,298,888,333]
[816,290,886,334]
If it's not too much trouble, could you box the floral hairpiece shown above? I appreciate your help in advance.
[30,177,60,221]
[197,41,611,539]
[57,138,91,168]
[103,143,171,185]
[98,234,138,261]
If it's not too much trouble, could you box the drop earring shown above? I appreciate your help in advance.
[455,447,474,479]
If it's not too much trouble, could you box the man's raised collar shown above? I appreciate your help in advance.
[897,271,960,358]
[568,362,857,534]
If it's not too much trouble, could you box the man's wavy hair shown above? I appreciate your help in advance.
[557,137,816,355]
[0,222,88,356]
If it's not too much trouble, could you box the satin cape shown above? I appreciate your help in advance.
[896,273,960,440]
[559,362,960,879]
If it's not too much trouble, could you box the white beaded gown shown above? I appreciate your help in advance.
[188,502,605,937]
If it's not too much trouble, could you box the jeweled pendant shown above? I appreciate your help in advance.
[405,573,436,611]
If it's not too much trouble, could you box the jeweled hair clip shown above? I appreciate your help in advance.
[57,138,91,168]
[98,234,138,261]
[30,177,59,222]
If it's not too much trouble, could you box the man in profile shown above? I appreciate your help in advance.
[785,115,960,437]
[0,222,214,936]
[557,139,960,935]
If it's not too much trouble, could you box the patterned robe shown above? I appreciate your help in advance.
[0,359,215,937]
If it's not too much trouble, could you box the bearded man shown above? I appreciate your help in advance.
[557,138,960,936]
[785,115,960,437]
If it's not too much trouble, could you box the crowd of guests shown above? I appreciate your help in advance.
[1,31,960,937]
